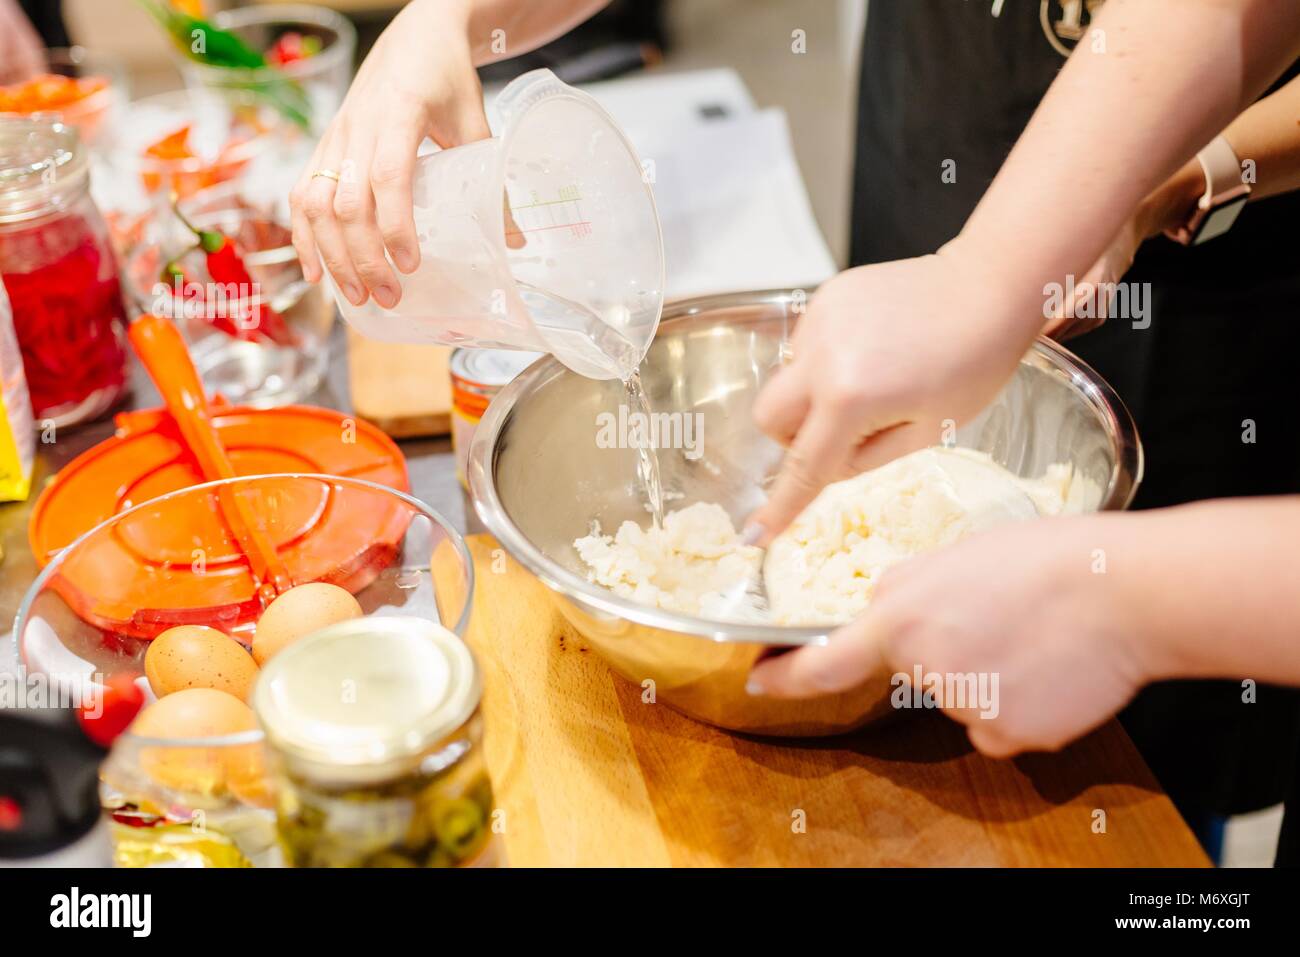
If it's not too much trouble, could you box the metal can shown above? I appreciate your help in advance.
[450,347,542,490]
[252,616,497,868]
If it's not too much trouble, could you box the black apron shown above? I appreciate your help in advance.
[17,0,71,48]
[851,0,1300,862]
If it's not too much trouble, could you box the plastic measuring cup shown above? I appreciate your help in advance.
[328,69,664,381]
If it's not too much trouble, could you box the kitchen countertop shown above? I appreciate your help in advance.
[0,324,1211,866]
[451,534,1212,866]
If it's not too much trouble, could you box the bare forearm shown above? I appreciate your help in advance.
[1127,73,1300,242]
[1223,73,1300,200]
[1108,499,1300,685]
[447,0,610,64]
[957,0,1300,328]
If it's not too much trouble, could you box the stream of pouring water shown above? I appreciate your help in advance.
[519,284,666,528]
[623,369,665,528]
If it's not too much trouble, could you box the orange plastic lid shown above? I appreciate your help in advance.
[29,402,410,636]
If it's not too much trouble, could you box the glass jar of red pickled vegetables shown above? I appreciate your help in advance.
[0,117,127,426]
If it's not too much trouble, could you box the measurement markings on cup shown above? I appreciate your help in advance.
[507,188,592,239]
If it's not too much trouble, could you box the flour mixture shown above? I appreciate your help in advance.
[574,447,1072,625]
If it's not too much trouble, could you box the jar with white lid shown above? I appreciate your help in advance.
[252,616,497,868]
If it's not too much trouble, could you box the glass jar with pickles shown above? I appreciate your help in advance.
[252,616,497,868]
[99,724,278,869]
[0,116,128,426]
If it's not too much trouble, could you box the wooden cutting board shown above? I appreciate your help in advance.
[346,330,452,438]
[440,535,1210,867]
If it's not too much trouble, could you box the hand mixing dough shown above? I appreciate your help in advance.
[574,447,1072,626]
[763,447,1070,625]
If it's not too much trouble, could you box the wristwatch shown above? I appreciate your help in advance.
[1167,135,1251,246]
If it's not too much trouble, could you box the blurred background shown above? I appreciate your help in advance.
[62,0,866,264]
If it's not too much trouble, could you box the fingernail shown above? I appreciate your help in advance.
[373,284,398,309]
[745,678,765,696]
[393,250,417,273]
[343,283,365,305]
[740,522,765,547]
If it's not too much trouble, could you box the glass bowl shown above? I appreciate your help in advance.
[14,474,474,867]
[0,47,128,148]
[122,181,334,407]
[177,4,357,135]
[110,88,288,204]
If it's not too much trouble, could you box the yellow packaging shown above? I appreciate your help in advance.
[0,280,35,502]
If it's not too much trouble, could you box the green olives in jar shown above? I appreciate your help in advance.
[253,617,498,868]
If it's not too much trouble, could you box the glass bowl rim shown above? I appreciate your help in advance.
[122,204,301,312]
[12,472,475,749]
[184,3,358,83]
[122,178,298,308]
[0,47,125,120]
[42,44,129,75]
[122,88,285,174]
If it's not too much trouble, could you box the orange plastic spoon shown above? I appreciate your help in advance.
[128,314,293,604]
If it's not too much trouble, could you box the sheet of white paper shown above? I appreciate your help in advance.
[629,108,838,298]
[557,67,757,130]
[486,68,837,298]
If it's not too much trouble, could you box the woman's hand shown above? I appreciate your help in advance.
[748,243,1039,544]
[1041,217,1144,341]
[290,0,488,309]
[747,514,1155,757]
[0,0,46,85]
[1043,159,1204,341]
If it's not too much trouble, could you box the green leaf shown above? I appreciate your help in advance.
[133,0,313,129]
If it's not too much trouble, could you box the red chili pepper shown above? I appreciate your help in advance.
[158,258,219,332]
[75,673,146,748]
[110,804,163,829]
[266,31,322,66]
[158,259,191,287]
[168,203,298,346]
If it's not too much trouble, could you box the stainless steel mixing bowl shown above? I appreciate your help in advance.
[469,290,1143,736]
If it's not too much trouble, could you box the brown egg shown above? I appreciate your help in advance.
[252,582,363,666]
[132,687,257,739]
[129,688,261,794]
[145,625,260,701]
